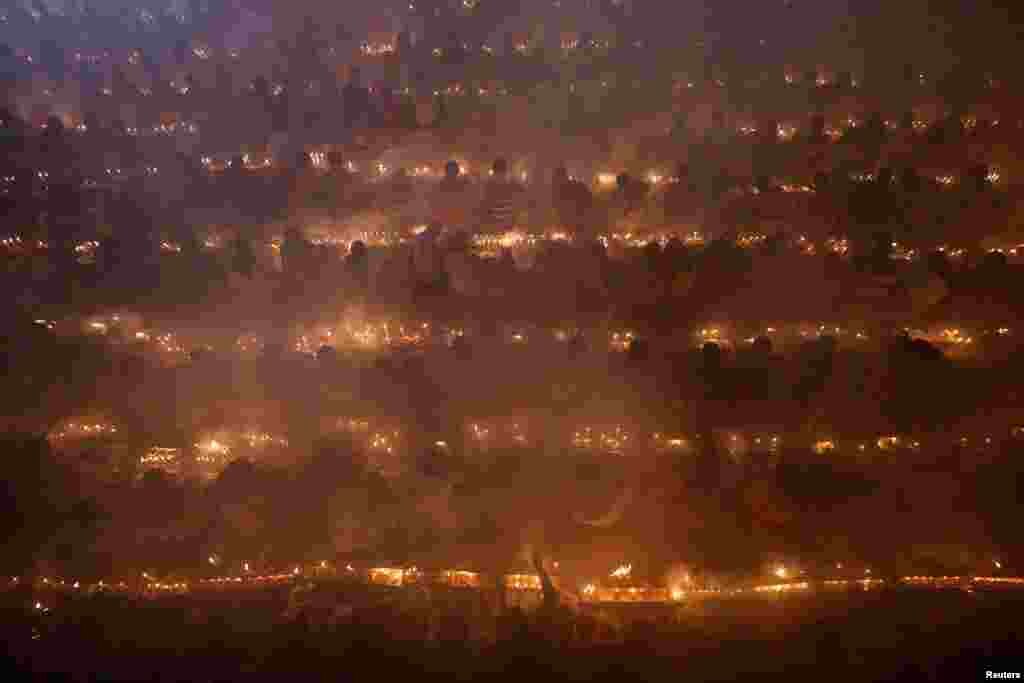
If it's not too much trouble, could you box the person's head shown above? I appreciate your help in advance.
[44,115,64,134]
[492,158,508,178]
[444,160,460,180]
[349,240,367,261]
[446,230,471,251]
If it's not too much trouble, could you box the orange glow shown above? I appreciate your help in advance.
[610,564,632,579]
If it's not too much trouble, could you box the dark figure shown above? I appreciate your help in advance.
[281,227,310,280]
[439,160,466,193]
[552,164,593,236]
[616,172,649,214]
[663,163,699,223]
[342,67,371,129]
[567,332,586,360]
[478,158,524,232]
[532,550,559,614]
[346,240,369,289]
[230,232,256,278]
[452,334,472,361]
[432,161,471,227]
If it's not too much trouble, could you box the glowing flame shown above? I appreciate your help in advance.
[754,582,808,593]
[505,574,542,590]
[610,564,632,579]
[813,440,836,454]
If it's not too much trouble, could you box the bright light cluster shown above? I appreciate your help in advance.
[468,423,491,441]
[938,328,973,345]
[140,447,180,466]
[876,435,900,451]
[572,426,632,454]
[609,330,635,352]
[581,586,670,603]
[309,151,327,169]
[472,231,535,257]
[194,439,231,467]
[368,567,419,587]
[776,123,798,141]
[505,574,542,590]
[368,432,397,454]
[698,327,725,344]
[50,421,118,440]
[610,564,632,579]
[441,570,480,587]
[754,581,809,593]
[812,440,836,454]
[652,433,690,451]
[74,240,100,257]
[360,42,395,57]
[826,237,849,256]
[736,232,767,249]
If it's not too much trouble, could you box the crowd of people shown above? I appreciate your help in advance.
[2,2,1024,678]
[4,581,1022,681]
